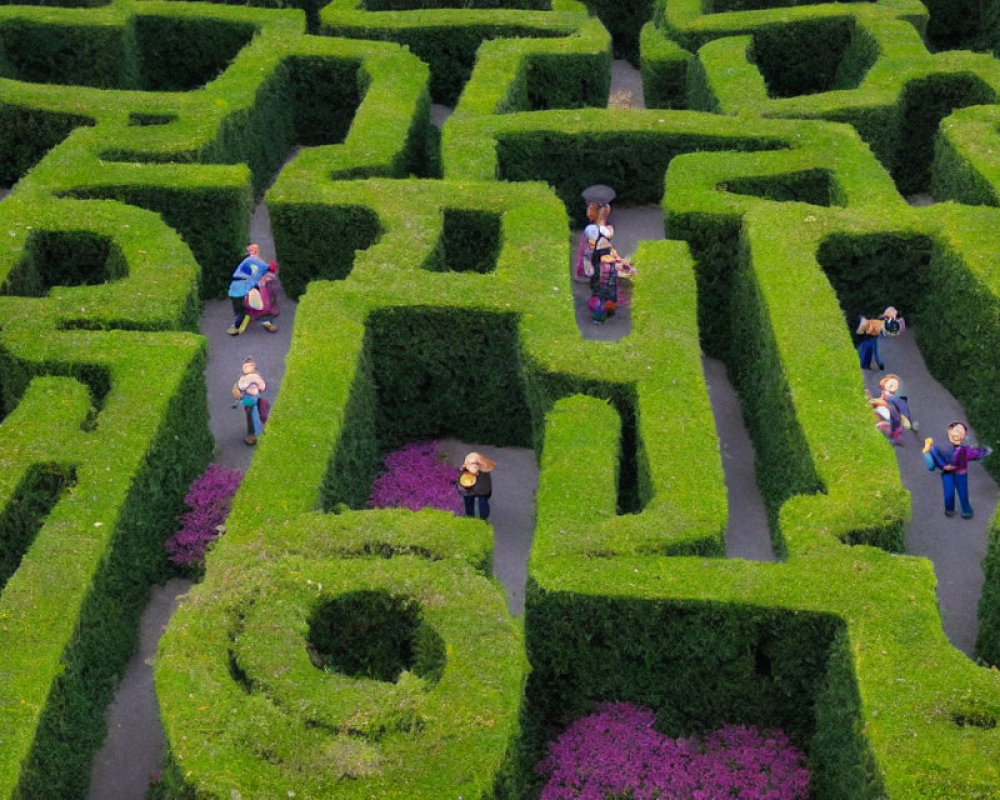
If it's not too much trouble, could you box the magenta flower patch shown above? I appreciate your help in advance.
[165,463,244,566]
[537,702,810,800]
[368,440,463,514]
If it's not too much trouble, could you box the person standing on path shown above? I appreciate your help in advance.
[856,306,905,370]
[227,244,269,335]
[923,421,992,518]
[458,452,496,520]
[856,315,886,370]
[232,357,267,445]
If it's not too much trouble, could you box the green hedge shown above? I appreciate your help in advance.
[0,332,212,799]
[0,196,202,331]
[155,510,526,799]
[133,15,257,91]
[320,0,591,105]
[0,105,94,186]
[638,21,692,109]
[4,0,1000,797]
[0,85,214,789]
[0,18,138,89]
[0,6,429,296]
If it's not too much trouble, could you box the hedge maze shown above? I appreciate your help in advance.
[4,0,1000,795]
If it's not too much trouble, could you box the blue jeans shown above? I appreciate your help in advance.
[243,400,262,436]
[463,494,490,520]
[941,471,972,516]
[858,337,882,369]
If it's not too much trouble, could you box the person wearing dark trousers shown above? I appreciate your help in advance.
[458,452,496,520]
[227,244,269,336]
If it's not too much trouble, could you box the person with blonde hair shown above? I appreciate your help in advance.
[232,357,267,445]
[457,452,496,520]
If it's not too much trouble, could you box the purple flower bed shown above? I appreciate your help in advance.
[368,440,463,514]
[536,702,810,800]
[165,463,244,567]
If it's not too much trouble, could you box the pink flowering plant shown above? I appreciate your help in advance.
[165,463,243,567]
[368,440,463,514]
[536,702,810,800]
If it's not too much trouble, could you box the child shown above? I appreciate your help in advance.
[880,374,917,433]
[923,421,992,518]
[589,253,635,324]
[867,374,916,445]
[868,392,901,445]
[232,358,267,445]
[575,202,611,282]
[245,261,280,332]
[457,452,496,520]
[881,306,905,337]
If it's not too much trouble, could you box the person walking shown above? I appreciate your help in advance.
[458,452,497,520]
[227,244,269,335]
[232,357,267,445]
[923,421,992,518]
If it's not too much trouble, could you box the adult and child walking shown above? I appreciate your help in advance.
[227,244,280,335]
[575,185,636,325]
[858,305,993,518]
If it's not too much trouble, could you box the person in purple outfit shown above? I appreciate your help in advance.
[923,421,992,518]
[245,260,280,333]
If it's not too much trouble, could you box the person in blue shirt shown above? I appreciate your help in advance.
[227,244,269,335]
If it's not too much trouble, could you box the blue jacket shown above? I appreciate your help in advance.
[228,256,268,298]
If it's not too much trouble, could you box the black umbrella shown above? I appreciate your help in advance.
[581,184,616,206]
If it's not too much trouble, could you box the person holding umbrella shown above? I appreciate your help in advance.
[575,185,616,281]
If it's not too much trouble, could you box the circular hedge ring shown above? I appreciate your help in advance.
[157,552,526,799]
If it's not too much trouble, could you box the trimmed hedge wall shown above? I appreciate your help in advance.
[0,332,212,800]
[319,0,591,105]
[0,3,429,297]
[156,511,526,799]
[7,0,1000,797]
[0,51,217,790]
